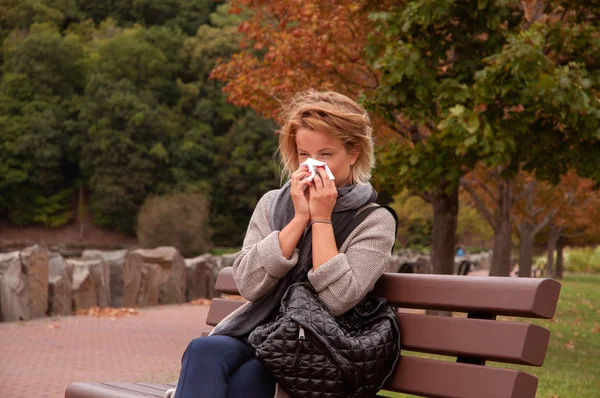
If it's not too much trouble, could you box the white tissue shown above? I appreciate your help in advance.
[300,158,335,182]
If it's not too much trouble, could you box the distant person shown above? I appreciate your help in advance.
[456,246,465,258]
[166,90,398,398]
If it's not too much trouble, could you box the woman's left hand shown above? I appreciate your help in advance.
[308,166,337,221]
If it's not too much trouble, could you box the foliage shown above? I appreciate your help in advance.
[456,202,494,248]
[389,190,493,249]
[367,0,523,195]
[210,110,280,246]
[388,191,432,248]
[563,246,600,274]
[137,192,212,257]
[211,0,389,119]
[368,1,600,275]
[74,0,216,36]
[370,1,600,190]
[0,1,276,244]
[0,22,86,226]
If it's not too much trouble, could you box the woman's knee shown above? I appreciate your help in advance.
[186,335,250,359]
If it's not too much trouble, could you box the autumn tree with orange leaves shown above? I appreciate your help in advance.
[211,1,387,117]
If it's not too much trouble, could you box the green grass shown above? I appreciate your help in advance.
[380,274,600,398]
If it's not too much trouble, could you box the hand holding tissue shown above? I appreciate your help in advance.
[301,158,335,182]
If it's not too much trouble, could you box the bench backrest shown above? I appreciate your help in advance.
[206,267,561,398]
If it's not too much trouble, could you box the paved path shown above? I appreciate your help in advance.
[0,303,211,398]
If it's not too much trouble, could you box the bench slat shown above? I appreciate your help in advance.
[374,273,560,319]
[385,356,538,398]
[135,383,175,390]
[65,382,159,398]
[101,383,165,397]
[206,298,245,326]
[398,313,550,366]
[206,298,550,366]
[214,267,560,318]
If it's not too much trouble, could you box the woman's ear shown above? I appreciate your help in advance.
[348,146,360,166]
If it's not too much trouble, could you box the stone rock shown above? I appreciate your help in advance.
[469,251,491,270]
[20,245,49,318]
[0,251,30,322]
[68,258,110,310]
[388,253,432,274]
[83,249,128,307]
[413,256,432,274]
[220,253,237,270]
[122,251,144,307]
[47,252,73,316]
[185,254,218,300]
[132,247,186,306]
[387,255,403,273]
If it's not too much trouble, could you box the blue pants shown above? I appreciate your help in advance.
[175,335,276,398]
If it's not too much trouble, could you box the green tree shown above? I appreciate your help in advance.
[368,0,600,276]
[0,23,86,225]
[0,0,82,42]
[181,4,278,246]
[210,110,279,246]
[73,23,196,233]
[74,0,216,35]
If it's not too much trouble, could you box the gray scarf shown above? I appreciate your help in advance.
[211,181,377,338]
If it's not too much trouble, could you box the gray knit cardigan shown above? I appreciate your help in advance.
[166,189,396,398]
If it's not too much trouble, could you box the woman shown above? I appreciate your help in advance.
[168,89,396,398]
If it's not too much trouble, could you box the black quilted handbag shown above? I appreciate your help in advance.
[247,282,401,397]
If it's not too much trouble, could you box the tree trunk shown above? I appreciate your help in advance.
[518,222,534,277]
[427,187,458,318]
[431,188,459,275]
[490,180,513,276]
[546,222,559,278]
[555,237,565,279]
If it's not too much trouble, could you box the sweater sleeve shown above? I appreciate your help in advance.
[307,207,396,316]
[232,190,300,302]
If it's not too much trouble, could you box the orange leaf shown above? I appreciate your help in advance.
[565,340,575,350]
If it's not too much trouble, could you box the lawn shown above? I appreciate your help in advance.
[380,274,600,398]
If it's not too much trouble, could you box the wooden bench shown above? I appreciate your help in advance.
[65,267,561,398]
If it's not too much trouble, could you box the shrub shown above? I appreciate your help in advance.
[137,192,212,257]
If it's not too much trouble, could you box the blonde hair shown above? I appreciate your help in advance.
[278,89,375,184]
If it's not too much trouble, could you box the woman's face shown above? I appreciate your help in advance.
[295,128,358,187]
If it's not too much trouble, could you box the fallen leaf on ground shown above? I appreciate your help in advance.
[190,298,212,305]
[554,332,563,338]
[565,340,575,350]
[222,295,245,301]
[47,324,61,329]
[73,307,139,317]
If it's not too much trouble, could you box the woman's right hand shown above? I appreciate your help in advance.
[290,164,311,222]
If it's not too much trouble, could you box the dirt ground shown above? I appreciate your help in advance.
[0,218,137,253]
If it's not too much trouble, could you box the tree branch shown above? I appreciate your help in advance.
[531,209,557,239]
[461,177,497,231]
[393,115,427,143]
[471,176,498,203]
[416,190,434,203]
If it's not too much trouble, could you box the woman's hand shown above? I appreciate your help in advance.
[290,164,312,222]
[308,166,337,221]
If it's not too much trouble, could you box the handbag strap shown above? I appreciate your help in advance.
[334,205,399,252]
